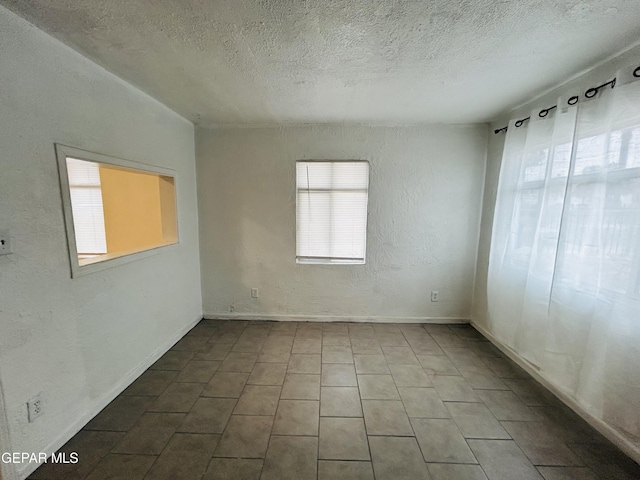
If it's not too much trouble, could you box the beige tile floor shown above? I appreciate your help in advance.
[28,320,640,480]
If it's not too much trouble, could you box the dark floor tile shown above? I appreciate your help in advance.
[503,379,557,407]
[247,362,287,385]
[432,332,468,348]
[322,332,351,346]
[171,335,209,352]
[195,342,232,361]
[405,335,444,355]
[123,370,178,397]
[112,412,185,455]
[178,397,236,433]
[423,325,455,335]
[318,461,374,480]
[213,415,274,459]
[281,374,321,400]
[412,417,477,463]
[148,382,204,413]
[257,346,291,363]
[151,350,194,371]
[202,372,249,398]
[389,364,432,387]
[428,463,488,480]
[468,439,543,480]
[218,352,258,373]
[85,454,156,480]
[502,421,583,466]
[351,338,383,355]
[382,346,419,365]
[398,387,449,418]
[272,400,319,436]
[468,341,503,358]
[376,332,409,347]
[431,375,480,402]
[348,324,376,339]
[460,366,509,390]
[354,355,390,374]
[295,325,323,339]
[320,386,362,417]
[84,396,154,431]
[186,322,219,338]
[450,325,485,341]
[322,345,354,363]
[143,433,219,480]
[481,357,528,379]
[477,390,538,421]
[203,458,263,480]
[529,407,605,444]
[369,436,430,480]
[232,339,265,354]
[321,363,357,386]
[319,417,370,460]
[446,402,510,439]
[261,436,318,480]
[175,360,221,383]
[362,400,413,436]
[417,354,460,375]
[210,332,242,344]
[28,431,125,480]
[292,337,322,354]
[358,374,399,400]
[288,354,321,374]
[444,347,484,370]
[234,385,281,415]
[567,443,640,480]
[536,466,599,480]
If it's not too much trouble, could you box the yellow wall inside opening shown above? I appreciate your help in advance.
[99,165,176,255]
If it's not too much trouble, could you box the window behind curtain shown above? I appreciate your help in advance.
[296,161,369,264]
[66,157,108,257]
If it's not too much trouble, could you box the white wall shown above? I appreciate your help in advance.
[472,42,640,463]
[197,124,487,322]
[0,7,201,479]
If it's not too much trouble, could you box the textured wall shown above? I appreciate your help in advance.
[0,7,201,479]
[197,124,487,322]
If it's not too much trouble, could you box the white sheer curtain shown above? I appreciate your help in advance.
[488,67,640,447]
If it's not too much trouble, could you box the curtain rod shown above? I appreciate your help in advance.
[494,65,640,134]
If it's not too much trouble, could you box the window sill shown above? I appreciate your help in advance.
[71,241,178,277]
[296,257,365,265]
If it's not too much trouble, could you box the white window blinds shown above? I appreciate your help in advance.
[66,158,107,256]
[296,161,369,264]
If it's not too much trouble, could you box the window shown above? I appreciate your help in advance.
[296,160,369,264]
[56,145,178,277]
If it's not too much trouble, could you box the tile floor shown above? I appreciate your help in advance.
[28,320,640,480]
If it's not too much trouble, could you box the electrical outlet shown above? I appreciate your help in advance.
[229,304,235,313]
[431,291,439,302]
[251,288,259,298]
[0,229,11,255]
[27,394,44,422]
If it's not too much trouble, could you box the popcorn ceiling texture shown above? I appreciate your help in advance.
[2,0,640,125]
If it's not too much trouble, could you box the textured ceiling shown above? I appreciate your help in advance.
[3,0,640,125]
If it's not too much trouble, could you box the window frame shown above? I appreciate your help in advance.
[295,159,370,265]
[55,144,179,278]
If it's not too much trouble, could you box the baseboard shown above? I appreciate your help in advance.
[203,312,470,324]
[17,314,203,480]
[471,321,640,465]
